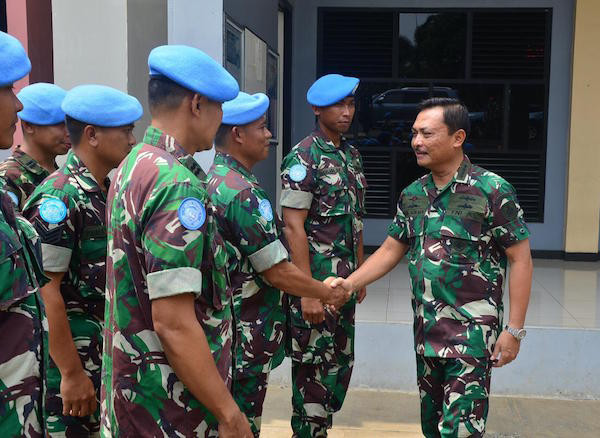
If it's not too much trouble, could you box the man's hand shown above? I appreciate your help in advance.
[218,409,253,438]
[322,276,352,309]
[60,369,97,417]
[356,286,367,304]
[301,297,325,324]
[490,330,521,367]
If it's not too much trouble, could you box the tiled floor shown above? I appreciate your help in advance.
[356,258,600,330]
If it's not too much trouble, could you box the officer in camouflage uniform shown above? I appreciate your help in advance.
[207,92,351,437]
[101,45,253,438]
[333,98,533,437]
[280,74,368,437]
[0,30,49,438]
[0,83,69,210]
[23,85,142,437]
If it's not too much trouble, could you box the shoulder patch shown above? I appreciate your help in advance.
[39,198,67,224]
[289,164,307,182]
[6,191,18,206]
[258,199,274,221]
[178,197,206,230]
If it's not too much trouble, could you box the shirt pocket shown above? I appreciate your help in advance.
[440,213,484,265]
[316,167,350,217]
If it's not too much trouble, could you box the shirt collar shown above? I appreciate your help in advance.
[65,150,109,194]
[142,125,207,180]
[13,145,56,176]
[422,155,472,194]
[311,128,348,153]
[214,151,258,184]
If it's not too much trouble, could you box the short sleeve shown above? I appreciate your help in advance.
[387,196,409,244]
[489,180,530,249]
[23,189,77,272]
[225,188,288,273]
[280,148,316,210]
[141,182,208,300]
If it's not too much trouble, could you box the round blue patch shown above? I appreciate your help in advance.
[178,198,206,230]
[6,191,18,206]
[258,199,273,221]
[39,198,67,224]
[289,164,307,182]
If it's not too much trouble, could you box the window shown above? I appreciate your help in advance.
[224,18,243,86]
[319,8,551,222]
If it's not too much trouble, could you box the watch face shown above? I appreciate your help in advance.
[517,329,527,340]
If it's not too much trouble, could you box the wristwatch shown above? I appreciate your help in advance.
[504,325,526,340]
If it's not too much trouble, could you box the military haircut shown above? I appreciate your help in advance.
[214,123,234,149]
[418,97,471,139]
[148,76,193,113]
[65,115,87,146]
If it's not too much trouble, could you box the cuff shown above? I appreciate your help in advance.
[280,189,313,210]
[248,239,289,273]
[147,267,203,300]
[491,219,530,249]
[41,243,71,272]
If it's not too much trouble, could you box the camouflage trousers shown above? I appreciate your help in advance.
[288,297,355,438]
[232,372,270,437]
[45,311,103,437]
[0,295,47,438]
[416,355,492,438]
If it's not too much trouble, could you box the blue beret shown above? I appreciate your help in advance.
[222,92,269,125]
[306,74,360,107]
[148,45,239,103]
[61,84,143,127]
[18,83,67,125]
[0,31,31,87]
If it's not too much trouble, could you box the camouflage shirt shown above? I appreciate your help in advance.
[387,156,530,358]
[23,149,109,431]
[101,126,232,437]
[0,145,56,210]
[207,152,289,378]
[0,180,48,437]
[280,129,367,282]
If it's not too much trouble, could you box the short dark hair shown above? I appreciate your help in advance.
[65,115,88,145]
[148,76,193,113]
[418,97,470,138]
[214,124,234,148]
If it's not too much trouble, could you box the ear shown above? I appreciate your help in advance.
[84,125,99,147]
[453,129,466,149]
[191,93,205,117]
[21,121,35,135]
[311,105,321,116]
[231,126,244,145]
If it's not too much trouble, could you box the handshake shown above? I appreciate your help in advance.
[301,277,357,324]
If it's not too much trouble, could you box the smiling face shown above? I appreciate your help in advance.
[314,96,356,136]
[411,106,465,171]
[23,122,71,156]
[0,85,24,149]
[235,114,272,164]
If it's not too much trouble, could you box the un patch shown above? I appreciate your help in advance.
[39,198,67,224]
[289,164,307,182]
[258,199,274,221]
[178,198,206,230]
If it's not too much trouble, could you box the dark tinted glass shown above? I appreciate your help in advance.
[398,13,466,79]
[508,84,545,150]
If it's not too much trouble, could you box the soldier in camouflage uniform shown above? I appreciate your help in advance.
[101,45,253,438]
[0,30,49,438]
[23,85,142,437]
[0,83,69,210]
[207,92,351,437]
[333,98,533,437]
[280,74,368,437]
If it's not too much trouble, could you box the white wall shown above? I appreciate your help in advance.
[168,0,224,172]
[52,0,128,91]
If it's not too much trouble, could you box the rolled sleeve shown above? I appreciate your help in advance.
[387,200,409,243]
[248,239,289,273]
[280,189,313,210]
[147,267,203,300]
[41,243,71,272]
